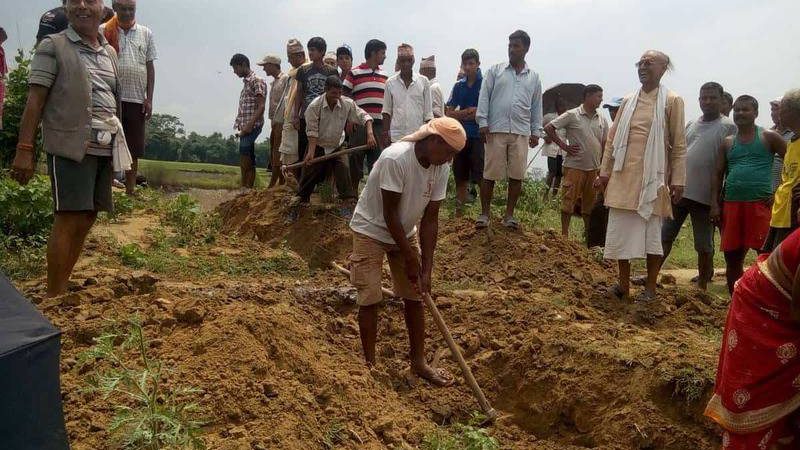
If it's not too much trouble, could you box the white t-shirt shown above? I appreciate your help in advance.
[350,141,449,244]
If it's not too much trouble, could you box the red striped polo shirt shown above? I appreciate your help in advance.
[343,62,388,120]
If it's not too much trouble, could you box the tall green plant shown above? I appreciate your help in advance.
[1,49,41,168]
[0,173,52,239]
[80,318,206,450]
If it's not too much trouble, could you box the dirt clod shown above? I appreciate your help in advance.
[172,299,206,324]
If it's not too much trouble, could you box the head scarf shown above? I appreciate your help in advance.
[324,51,337,65]
[401,117,466,151]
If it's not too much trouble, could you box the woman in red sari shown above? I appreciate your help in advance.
[706,228,800,449]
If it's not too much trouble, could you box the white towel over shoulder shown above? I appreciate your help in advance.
[610,84,668,220]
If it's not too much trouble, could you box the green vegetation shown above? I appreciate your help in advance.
[422,413,499,450]
[321,419,347,449]
[138,159,269,189]
[659,366,711,404]
[79,318,205,449]
[1,50,43,168]
[144,113,271,167]
[97,191,136,224]
[0,173,52,279]
[114,194,301,278]
[444,178,556,227]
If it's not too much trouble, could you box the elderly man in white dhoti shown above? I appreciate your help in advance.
[594,50,687,301]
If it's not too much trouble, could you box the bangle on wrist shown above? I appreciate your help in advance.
[16,143,34,152]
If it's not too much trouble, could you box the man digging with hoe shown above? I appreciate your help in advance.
[348,117,466,386]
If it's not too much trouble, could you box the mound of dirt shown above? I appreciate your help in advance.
[213,190,726,449]
[19,189,728,449]
[218,187,352,270]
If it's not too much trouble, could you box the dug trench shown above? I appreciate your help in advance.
[22,188,726,449]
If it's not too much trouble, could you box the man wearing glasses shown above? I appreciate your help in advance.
[595,50,687,302]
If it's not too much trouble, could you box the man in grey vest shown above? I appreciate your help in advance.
[12,0,121,297]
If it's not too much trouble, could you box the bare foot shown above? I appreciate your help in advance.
[412,364,453,387]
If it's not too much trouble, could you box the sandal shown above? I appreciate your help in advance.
[415,366,454,387]
[475,214,490,229]
[502,216,520,230]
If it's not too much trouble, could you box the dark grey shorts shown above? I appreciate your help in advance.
[47,154,113,213]
[661,198,714,253]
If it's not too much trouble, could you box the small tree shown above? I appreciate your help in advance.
[1,49,42,168]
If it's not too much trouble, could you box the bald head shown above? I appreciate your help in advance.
[637,50,672,88]
[780,88,800,133]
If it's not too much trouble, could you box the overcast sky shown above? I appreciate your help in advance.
[3,0,799,168]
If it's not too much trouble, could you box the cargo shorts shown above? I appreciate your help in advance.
[349,231,421,306]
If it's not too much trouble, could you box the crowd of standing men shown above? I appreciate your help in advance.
[6,0,800,447]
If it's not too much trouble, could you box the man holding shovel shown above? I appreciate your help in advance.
[348,117,466,386]
[285,75,375,222]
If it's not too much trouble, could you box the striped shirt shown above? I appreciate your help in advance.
[343,62,388,120]
[31,26,118,156]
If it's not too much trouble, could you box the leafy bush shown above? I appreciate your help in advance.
[80,318,206,450]
[100,191,135,223]
[0,173,53,240]
[1,50,43,167]
[162,194,201,243]
[161,194,219,245]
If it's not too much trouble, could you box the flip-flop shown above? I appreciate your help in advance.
[502,216,520,230]
[475,215,490,229]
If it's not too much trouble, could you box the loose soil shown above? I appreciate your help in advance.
[17,188,728,449]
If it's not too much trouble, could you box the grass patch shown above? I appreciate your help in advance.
[138,159,269,190]
[422,412,499,450]
[321,419,347,449]
[659,366,712,404]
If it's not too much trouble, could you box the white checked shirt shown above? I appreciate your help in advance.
[101,23,157,104]
[382,72,433,142]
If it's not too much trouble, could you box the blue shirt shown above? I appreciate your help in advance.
[476,62,543,137]
[446,69,483,139]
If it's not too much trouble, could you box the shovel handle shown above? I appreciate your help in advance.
[331,262,497,420]
[281,144,370,172]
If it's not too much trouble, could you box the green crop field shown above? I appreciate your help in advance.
[138,159,271,189]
